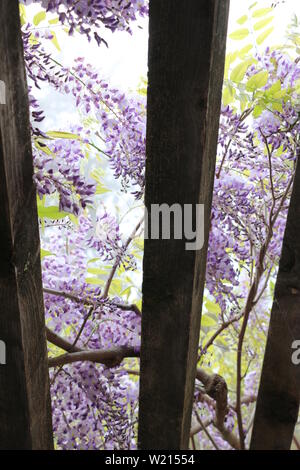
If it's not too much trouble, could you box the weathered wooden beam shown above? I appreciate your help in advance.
[250,160,300,450]
[0,0,53,449]
[138,0,229,449]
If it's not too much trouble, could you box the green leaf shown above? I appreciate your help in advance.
[222,85,236,105]
[87,268,108,275]
[201,315,217,328]
[229,28,249,40]
[272,101,283,112]
[215,336,229,349]
[51,31,61,51]
[47,131,79,140]
[205,300,221,315]
[224,51,238,78]
[68,214,79,225]
[267,79,281,95]
[238,44,253,58]
[91,168,105,183]
[253,16,273,31]
[239,92,250,111]
[257,26,274,45]
[109,279,123,296]
[246,71,268,91]
[33,11,46,26]
[95,183,110,195]
[19,4,27,26]
[230,60,252,83]
[253,105,264,117]
[87,257,101,264]
[49,17,59,25]
[38,206,69,219]
[237,15,248,25]
[41,249,54,259]
[265,80,286,101]
[34,140,53,155]
[85,277,104,285]
[252,7,273,18]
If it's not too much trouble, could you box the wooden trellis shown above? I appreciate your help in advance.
[138,0,230,449]
[0,0,53,450]
[0,0,299,452]
[251,157,300,450]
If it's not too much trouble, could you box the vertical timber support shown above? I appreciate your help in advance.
[251,159,300,450]
[138,0,229,449]
[0,0,53,449]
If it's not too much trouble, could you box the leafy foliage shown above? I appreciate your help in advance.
[20,0,300,450]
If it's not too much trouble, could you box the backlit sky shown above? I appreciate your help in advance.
[27,0,299,130]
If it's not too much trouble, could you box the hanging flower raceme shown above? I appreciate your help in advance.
[21,0,148,44]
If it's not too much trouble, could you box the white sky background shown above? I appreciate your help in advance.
[27,0,300,130]
[26,0,300,237]
[26,0,299,300]
[27,0,299,216]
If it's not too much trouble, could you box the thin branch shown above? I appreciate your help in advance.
[190,418,213,437]
[236,172,294,449]
[216,107,253,179]
[46,326,82,353]
[194,409,220,450]
[199,313,243,359]
[196,368,240,450]
[43,287,141,316]
[102,217,144,298]
[259,127,276,202]
[48,346,139,368]
[293,435,300,450]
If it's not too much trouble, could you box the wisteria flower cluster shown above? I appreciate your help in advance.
[21,0,148,44]
[20,0,300,451]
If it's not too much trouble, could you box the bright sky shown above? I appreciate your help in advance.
[27,0,299,130]
[26,0,299,299]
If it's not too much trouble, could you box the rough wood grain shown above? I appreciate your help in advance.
[250,157,300,450]
[138,0,229,450]
[0,0,53,449]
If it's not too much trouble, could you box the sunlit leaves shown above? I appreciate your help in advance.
[50,30,61,51]
[253,104,264,117]
[257,26,274,45]
[41,249,54,259]
[229,28,250,41]
[230,59,253,83]
[246,71,269,92]
[253,16,274,31]
[238,44,253,58]
[222,85,236,105]
[33,11,46,26]
[252,7,273,18]
[237,15,248,25]
[38,205,70,219]
[205,299,221,315]
[201,315,217,329]
[19,4,27,26]
[46,131,80,140]
[85,277,103,285]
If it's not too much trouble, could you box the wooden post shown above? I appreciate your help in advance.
[250,159,300,450]
[0,0,53,449]
[138,0,229,449]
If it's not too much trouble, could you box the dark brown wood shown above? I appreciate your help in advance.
[138,0,229,450]
[0,0,53,449]
[250,160,300,450]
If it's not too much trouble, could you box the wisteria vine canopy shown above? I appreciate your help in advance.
[2,0,300,450]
